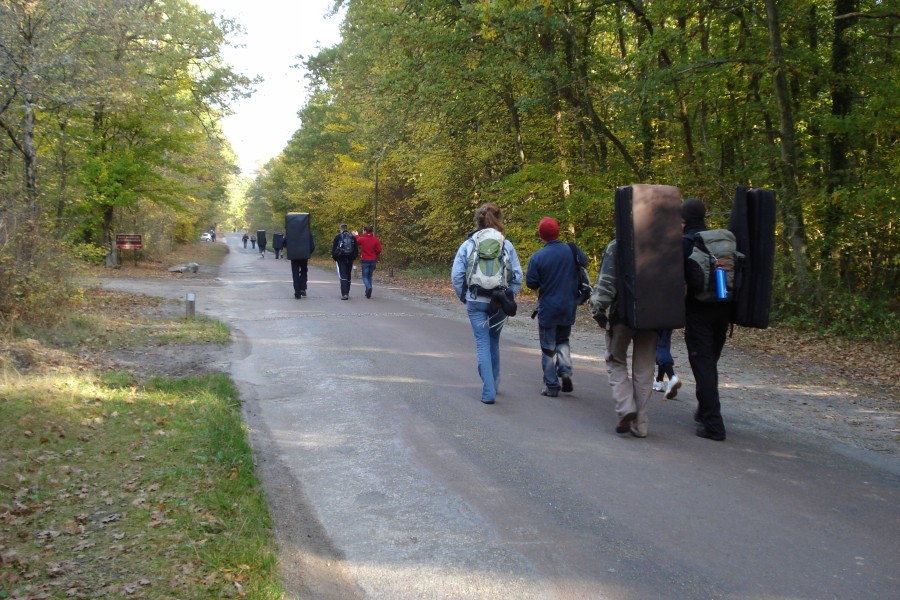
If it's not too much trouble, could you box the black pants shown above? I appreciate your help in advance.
[684,299,731,435]
[336,258,353,296]
[291,259,309,297]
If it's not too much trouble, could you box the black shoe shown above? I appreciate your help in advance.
[300,290,306,297]
[540,387,559,398]
[365,288,372,298]
[294,295,302,299]
[615,412,638,434]
[561,376,573,393]
[481,398,495,404]
[695,426,726,441]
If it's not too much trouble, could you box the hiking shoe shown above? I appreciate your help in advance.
[664,376,681,399]
[696,426,726,441]
[561,376,573,393]
[615,412,637,434]
[540,387,559,398]
[653,380,665,392]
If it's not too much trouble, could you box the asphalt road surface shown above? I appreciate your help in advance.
[104,233,900,600]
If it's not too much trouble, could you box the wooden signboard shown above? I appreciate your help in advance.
[116,234,143,250]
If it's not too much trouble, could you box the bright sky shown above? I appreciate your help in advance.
[191,0,343,176]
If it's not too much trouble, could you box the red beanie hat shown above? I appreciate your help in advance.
[538,217,559,241]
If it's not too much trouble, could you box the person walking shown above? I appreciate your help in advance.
[590,239,658,438]
[653,329,681,399]
[272,232,284,259]
[257,230,267,258]
[331,224,358,300]
[242,233,249,249]
[250,235,256,249]
[451,203,523,405]
[681,198,730,441]
[285,233,315,299]
[525,217,587,397]
[355,226,383,299]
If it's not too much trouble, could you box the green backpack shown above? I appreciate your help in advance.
[687,229,744,302]
[465,228,510,292]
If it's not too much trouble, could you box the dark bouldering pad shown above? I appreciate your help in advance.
[614,184,685,330]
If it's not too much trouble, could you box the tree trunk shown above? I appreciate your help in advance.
[500,84,525,169]
[765,0,808,285]
[826,0,858,283]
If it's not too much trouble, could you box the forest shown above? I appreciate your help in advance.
[1,0,897,340]
[245,0,897,338]
[0,0,251,324]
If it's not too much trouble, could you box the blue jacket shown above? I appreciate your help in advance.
[526,240,587,326]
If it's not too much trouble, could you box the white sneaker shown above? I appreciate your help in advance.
[652,380,665,392]
[664,375,681,399]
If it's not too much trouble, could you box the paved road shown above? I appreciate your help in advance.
[104,234,900,599]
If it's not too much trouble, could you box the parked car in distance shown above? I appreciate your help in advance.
[200,232,213,242]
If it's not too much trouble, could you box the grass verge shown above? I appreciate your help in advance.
[1,274,283,599]
[0,371,283,600]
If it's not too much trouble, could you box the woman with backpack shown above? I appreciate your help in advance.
[451,203,523,404]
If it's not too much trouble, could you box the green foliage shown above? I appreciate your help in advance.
[70,242,109,265]
[251,0,896,339]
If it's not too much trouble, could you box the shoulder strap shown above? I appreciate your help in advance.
[567,242,582,267]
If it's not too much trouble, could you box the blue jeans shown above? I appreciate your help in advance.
[539,324,572,392]
[467,300,506,402]
[361,260,376,292]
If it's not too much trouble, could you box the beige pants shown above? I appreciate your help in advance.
[606,324,658,436]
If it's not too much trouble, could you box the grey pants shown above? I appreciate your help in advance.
[605,324,658,436]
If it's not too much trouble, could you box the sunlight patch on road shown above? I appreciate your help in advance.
[340,374,427,384]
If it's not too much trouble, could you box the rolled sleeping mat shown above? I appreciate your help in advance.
[729,186,776,329]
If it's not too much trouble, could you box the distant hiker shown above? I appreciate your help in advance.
[257,230,267,258]
[451,203,523,405]
[682,198,730,441]
[250,235,256,249]
[653,329,681,399]
[242,233,249,248]
[355,226,383,299]
[590,239,658,438]
[272,232,284,259]
[285,233,315,299]
[331,224,358,299]
[525,217,587,398]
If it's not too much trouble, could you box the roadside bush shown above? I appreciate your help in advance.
[0,235,83,332]
[70,241,108,265]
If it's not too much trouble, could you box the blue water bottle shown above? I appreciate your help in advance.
[715,267,728,300]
